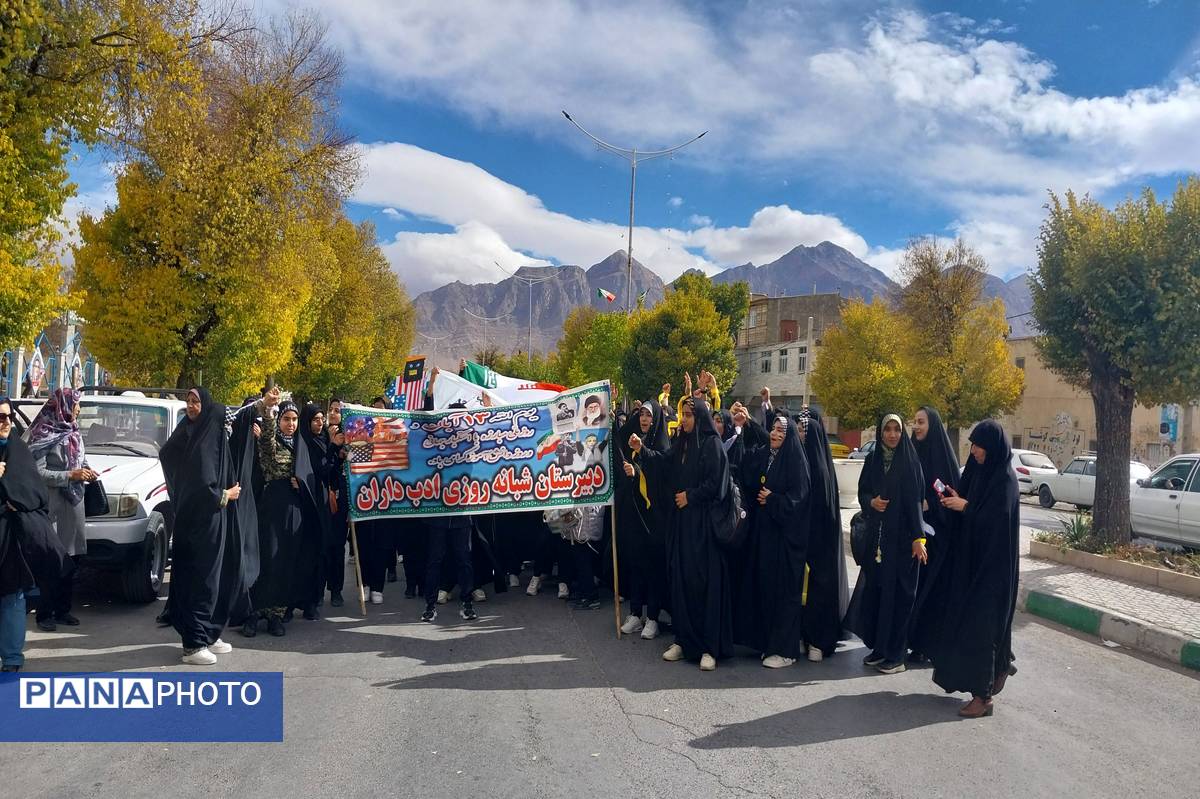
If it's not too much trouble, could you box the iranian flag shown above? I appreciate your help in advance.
[597,288,616,303]
[535,431,561,459]
[461,360,566,404]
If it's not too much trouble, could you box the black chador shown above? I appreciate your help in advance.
[800,408,849,659]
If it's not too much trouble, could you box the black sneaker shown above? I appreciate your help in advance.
[330,592,344,608]
[421,605,437,623]
[283,608,294,623]
[268,617,286,637]
[862,651,885,667]
[403,586,416,599]
[36,617,56,632]
[907,650,927,664]
[876,661,907,675]
[155,610,171,627]
[572,598,601,610]
[302,605,319,621]
[460,603,478,621]
[241,619,258,638]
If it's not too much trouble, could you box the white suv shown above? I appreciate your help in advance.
[13,390,184,602]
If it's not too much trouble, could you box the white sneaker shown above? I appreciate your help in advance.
[662,644,684,662]
[557,582,570,600]
[437,590,450,605]
[807,647,824,663]
[208,638,232,655]
[762,655,795,669]
[370,591,384,605]
[182,647,217,666]
[526,575,542,596]
[471,588,487,603]
[620,615,644,635]
[641,619,660,640]
[700,654,717,671]
[508,574,521,589]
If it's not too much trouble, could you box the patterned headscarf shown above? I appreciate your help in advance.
[28,387,85,504]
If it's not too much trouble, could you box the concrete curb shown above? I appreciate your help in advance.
[1017,585,1200,672]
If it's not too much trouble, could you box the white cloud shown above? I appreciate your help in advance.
[687,214,712,227]
[667,196,684,209]
[274,1,1200,281]
[380,207,406,220]
[686,205,870,267]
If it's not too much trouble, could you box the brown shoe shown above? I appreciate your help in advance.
[958,697,994,718]
[992,663,1018,696]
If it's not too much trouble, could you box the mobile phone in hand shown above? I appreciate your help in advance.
[933,478,947,496]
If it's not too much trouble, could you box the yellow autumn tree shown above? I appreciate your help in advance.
[72,14,360,400]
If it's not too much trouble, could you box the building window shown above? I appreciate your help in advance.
[1012,434,1023,449]
[760,350,771,373]
[1015,357,1026,370]
[797,345,808,374]
[751,308,765,327]
[778,348,788,373]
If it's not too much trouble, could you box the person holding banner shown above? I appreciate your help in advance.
[631,397,733,672]
[617,400,670,639]
[322,399,349,607]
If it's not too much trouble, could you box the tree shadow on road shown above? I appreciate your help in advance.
[687,691,964,748]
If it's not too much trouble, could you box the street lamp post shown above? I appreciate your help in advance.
[562,111,707,313]
[494,261,560,369]
[462,306,513,362]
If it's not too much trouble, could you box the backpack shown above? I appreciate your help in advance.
[714,472,748,550]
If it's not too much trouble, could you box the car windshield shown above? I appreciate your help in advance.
[78,402,173,457]
[1019,453,1055,470]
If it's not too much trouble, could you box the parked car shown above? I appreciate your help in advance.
[1131,455,1200,547]
[826,433,851,459]
[1011,449,1058,495]
[849,439,875,461]
[11,389,185,602]
[1037,454,1152,510]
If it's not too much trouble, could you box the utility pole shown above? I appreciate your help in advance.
[494,261,560,370]
[562,111,706,314]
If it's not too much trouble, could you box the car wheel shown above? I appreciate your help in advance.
[1038,485,1056,509]
[121,511,168,603]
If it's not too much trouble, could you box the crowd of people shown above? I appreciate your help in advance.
[0,369,1019,718]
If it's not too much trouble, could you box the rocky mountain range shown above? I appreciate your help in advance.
[409,242,1033,364]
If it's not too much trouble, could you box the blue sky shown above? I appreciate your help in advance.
[67,0,1200,294]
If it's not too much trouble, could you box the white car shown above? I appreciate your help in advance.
[848,439,874,461]
[13,390,185,602]
[1012,449,1058,495]
[1131,455,1200,547]
[1037,454,1152,510]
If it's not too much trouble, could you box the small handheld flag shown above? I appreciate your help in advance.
[597,288,616,303]
[638,289,648,304]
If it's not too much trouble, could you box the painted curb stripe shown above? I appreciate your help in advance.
[1182,641,1200,672]
[1024,591,1102,636]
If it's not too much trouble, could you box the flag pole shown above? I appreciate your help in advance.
[610,500,621,639]
[349,519,367,616]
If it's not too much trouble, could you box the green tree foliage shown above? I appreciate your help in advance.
[555,306,630,394]
[622,289,737,404]
[895,238,1024,438]
[672,271,750,340]
[810,299,919,430]
[1031,182,1200,544]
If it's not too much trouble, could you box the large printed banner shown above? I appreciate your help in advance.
[342,381,614,520]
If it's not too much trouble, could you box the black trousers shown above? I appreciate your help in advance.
[37,555,77,621]
[424,526,472,607]
[571,543,598,601]
[356,520,398,593]
[324,510,349,595]
[399,521,427,595]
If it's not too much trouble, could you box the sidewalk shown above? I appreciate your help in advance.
[838,513,1200,672]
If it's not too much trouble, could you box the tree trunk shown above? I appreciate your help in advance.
[1091,374,1136,545]
[947,427,962,461]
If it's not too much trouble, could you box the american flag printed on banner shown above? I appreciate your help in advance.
[348,417,410,474]
[397,355,428,411]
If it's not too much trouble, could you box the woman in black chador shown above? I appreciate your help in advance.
[844,413,926,675]
[932,419,1020,718]
[631,398,732,672]
[799,407,849,662]
[616,400,670,639]
[907,406,961,662]
[160,387,244,665]
[735,415,811,668]
[298,403,335,616]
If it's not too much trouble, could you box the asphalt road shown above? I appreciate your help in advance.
[2,556,1198,799]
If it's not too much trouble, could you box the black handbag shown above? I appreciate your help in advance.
[849,510,877,566]
[714,474,748,550]
[84,480,110,517]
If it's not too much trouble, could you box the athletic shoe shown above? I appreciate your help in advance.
[403,586,416,599]
[572,597,601,610]
[55,612,80,626]
[208,638,233,655]
[471,588,487,603]
[876,661,907,675]
[620,615,644,635]
[807,647,824,663]
[240,619,257,638]
[641,620,660,640]
[303,605,320,620]
[700,654,717,671]
[421,605,437,623]
[762,655,795,669]
[508,574,521,588]
[557,583,570,600]
[181,647,217,666]
[662,644,685,662]
[268,617,286,637]
[437,590,450,605]
[36,617,56,632]
[526,575,542,596]
[863,651,885,667]
[330,592,344,608]
[370,591,384,605]
[155,610,171,627]
[460,603,478,621]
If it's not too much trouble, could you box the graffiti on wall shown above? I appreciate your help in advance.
[1024,412,1084,468]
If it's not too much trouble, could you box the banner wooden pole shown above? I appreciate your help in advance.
[349,519,367,616]
[610,501,621,639]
